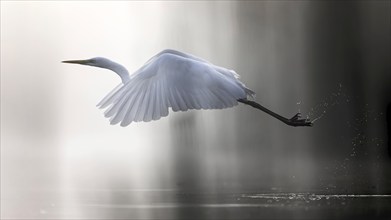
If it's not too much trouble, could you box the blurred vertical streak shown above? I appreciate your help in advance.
[163,2,241,219]
[1,2,62,218]
[356,1,391,194]
[234,1,314,195]
[387,103,391,158]
[307,1,391,193]
[58,2,177,219]
[307,2,366,192]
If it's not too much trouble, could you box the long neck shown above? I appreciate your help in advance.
[106,60,130,84]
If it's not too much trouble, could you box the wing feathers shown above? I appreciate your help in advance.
[125,84,146,125]
[97,82,133,109]
[175,88,187,111]
[109,93,132,125]
[152,82,161,120]
[134,81,151,122]
[169,88,180,112]
[120,86,143,126]
[109,83,141,124]
[97,50,254,126]
[144,83,156,122]
[159,80,169,117]
[104,85,133,118]
[98,81,243,126]
[96,83,123,108]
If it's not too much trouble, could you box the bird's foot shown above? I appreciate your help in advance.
[287,113,313,127]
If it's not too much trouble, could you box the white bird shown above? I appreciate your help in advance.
[63,49,312,127]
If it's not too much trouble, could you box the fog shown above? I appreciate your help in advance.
[1,1,390,219]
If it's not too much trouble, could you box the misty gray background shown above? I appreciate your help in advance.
[1,1,390,219]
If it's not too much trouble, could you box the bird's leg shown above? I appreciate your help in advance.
[238,99,313,127]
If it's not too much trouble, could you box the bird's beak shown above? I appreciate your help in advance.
[62,59,90,65]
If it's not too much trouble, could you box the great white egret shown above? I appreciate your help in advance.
[63,49,313,127]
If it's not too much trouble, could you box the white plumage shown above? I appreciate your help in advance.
[63,49,255,127]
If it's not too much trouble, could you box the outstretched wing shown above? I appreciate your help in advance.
[97,52,254,126]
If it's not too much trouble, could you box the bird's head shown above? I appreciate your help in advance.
[62,57,112,68]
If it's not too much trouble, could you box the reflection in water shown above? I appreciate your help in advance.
[81,203,273,208]
[243,193,391,200]
[18,189,391,219]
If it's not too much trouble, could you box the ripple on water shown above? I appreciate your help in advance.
[242,193,391,202]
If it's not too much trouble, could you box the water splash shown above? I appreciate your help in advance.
[306,83,346,123]
[304,83,385,157]
[347,108,385,150]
